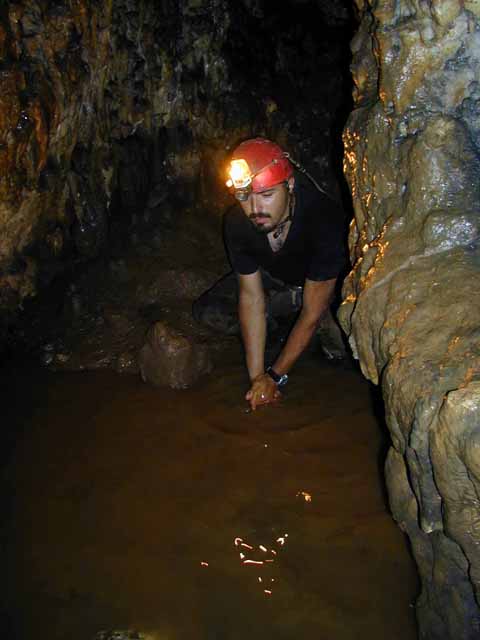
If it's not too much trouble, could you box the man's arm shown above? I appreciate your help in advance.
[272,277,337,375]
[245,277,337,410]
[237,271,266,382]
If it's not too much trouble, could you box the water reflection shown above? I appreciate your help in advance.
[231,534,287,596]
[1,353,418,639]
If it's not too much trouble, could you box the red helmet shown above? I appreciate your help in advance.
[226,138,293,197]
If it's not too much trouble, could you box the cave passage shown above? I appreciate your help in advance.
[1,350,418,640]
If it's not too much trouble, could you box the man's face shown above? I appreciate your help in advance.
[238,178,294,235]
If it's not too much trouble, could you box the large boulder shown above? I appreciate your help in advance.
[139,321,212,389]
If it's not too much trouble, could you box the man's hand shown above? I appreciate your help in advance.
[246,373,281,411]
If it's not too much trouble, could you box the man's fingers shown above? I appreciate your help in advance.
[246,378,281,411]
[247,390,264,410]
[249,392,267,411]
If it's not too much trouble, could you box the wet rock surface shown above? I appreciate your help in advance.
[339,2,480,638]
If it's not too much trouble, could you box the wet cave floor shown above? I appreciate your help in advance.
[1,348,418,640]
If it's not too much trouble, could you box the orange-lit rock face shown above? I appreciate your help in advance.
[0,1,111,321]
[340,2,480,638]
[0,1,226,329]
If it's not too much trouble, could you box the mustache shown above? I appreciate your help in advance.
[249,213,271,220]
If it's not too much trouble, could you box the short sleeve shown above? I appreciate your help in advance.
[223,208,259,275]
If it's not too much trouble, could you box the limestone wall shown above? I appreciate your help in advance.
[339,2,480,638]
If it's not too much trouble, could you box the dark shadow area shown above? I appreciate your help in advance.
[369,382,393,507]
[0,356,50,468]
[0,357,50,638]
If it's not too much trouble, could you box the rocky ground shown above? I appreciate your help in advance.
[12,203,233,387]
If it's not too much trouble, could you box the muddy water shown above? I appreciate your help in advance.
[1,351,418,640]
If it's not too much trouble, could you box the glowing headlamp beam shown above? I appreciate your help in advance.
[226,158,252,190]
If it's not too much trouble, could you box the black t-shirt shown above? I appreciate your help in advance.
[223,172,347,286]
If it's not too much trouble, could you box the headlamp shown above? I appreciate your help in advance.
[226,157,280,202]
[226,159,253,190]
[226,159,254,201]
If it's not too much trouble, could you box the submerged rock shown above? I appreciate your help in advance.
[139,321,212,389]
[340,2,480,638]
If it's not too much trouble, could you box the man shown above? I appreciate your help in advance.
[193,138,347,410]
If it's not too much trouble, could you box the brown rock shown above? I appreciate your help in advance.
[139,321,212,389]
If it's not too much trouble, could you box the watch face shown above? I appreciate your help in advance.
[277,374,288,387]
[267,367,288,387]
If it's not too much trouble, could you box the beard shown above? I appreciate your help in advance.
[249,213,273,235]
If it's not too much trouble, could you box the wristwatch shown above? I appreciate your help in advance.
[266,366,289,387]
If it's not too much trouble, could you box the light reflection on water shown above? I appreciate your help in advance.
[1,353,418,640]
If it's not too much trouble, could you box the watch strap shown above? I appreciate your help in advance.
[266,366,288,387]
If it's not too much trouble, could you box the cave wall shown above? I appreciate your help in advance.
[0,0,351,348]
[0,0,258,339]
[339,1,480,638]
